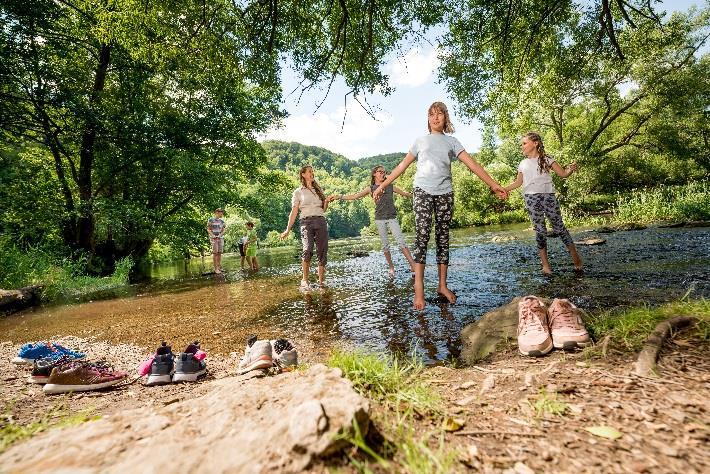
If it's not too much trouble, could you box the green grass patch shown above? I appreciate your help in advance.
[328,348,459,473]
[327,347,442,414]
[1,399,100,453]
[586,298,710,352]
[528,389,568,418]
[0,237,132,302]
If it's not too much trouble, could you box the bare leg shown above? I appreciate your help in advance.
[436,264,456,304]
[413,263,426,310]
[214,254,221,273]
[301,260,310,286]
[401,247,416,273]
[240,256,246,269]
[317,264,326,286]
[539,249,552,275]
[383,250,395,277]
[251,257,259,271]
[567,243,583,271]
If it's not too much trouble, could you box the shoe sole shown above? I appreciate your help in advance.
[12,357,35,365]
[238,357,273,375]
[146,374,173,386]
[173,368,207,382]
[553,339,593,350]
[518,339,554,357]
[43,377,125,394]
[27,375,49,384]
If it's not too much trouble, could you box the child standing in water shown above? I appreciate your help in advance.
[504,132,583,275]
[374,102,508,310]
[328,165,416,277]
[206,208,226,274]
[244,221,259,271]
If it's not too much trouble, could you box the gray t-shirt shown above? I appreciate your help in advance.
[370,184,397,220]
[409,134,465,195]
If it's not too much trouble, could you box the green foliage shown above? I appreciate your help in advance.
[586,298,710,351]
[0,237,132,302]
[613,181,710,223]
[528,389,569,418]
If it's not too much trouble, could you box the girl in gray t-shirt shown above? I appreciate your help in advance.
[373,101,508,310]
[328,165,416,277]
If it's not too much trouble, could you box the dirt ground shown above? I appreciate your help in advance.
[1,333,708,473]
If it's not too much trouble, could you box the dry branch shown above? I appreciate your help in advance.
[634,316,698,377]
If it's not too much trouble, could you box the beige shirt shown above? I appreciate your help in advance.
[292,187,325,218]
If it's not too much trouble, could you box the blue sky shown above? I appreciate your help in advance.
[261,0,706,160]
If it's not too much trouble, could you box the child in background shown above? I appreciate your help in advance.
[373,102,507,310]
[244,221,259,271]
[328,165,416,278]
[503,132,583,275]
[206,208,226,274]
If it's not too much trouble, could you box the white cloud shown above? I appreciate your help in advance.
[387,47,440,88]
[260,101,394,159]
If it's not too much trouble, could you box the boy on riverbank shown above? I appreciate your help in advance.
[206,209,226,274]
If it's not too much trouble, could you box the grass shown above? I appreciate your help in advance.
[1,398,99,453]
[528,389,569,418]
[328,348,458,473]
[0,237,132,302]
[586,297,710,352]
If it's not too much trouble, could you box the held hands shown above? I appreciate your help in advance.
[372,186,384,202]
[326,194,339,203]
[491,185,508,200]
[279,230,290,240]
[567,163,578,174]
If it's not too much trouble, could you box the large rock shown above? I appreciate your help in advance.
[460,297,551,364]
[0,286,42,315]
[0,364,369,473]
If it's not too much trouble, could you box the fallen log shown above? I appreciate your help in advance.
[0,286,43,315]
[634,316,698,377]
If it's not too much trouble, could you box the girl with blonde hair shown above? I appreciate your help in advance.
[373,102,508,310]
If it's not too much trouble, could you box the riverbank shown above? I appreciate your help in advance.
[2,299,708,472]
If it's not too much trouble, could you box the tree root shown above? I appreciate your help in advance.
[634,316,698,377]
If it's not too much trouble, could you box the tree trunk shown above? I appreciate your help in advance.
[77,43,111,255]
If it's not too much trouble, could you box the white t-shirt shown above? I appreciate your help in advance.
[518,156,557,194]
[409,134,465,195]
[291,187,325,218]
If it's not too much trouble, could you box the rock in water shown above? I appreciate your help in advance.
[0,364,369,473]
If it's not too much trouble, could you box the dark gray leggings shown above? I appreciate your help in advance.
[300,216,328,265]
[412,187,454,265]
[523,193,573,249]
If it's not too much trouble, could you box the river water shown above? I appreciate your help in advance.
[2,224,708,363]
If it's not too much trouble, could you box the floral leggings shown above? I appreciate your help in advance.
[412,187,454,265]
[523,193,573,249]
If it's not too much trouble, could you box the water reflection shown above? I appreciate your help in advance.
[1,225,708,364]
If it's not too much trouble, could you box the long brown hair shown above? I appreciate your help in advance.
[299,165,326,208]
[524,132,550,174]
[427,101,455,134]
[370,165,384,186]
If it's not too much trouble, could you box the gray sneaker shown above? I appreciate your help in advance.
[237,340,273,374]
[173,341,207,383]
[270,339,298,371]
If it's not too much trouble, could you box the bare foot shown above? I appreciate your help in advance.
[542,266,553,276]
[388,267,395,278]
[413,295,426,310]
[215,269,222,274]
[437,287,456,304]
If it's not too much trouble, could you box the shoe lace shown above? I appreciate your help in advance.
[518,305,545,335]
[550,303,580,330]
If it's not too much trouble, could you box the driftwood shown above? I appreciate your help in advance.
[0,286,42,315]
[634,316,698,377]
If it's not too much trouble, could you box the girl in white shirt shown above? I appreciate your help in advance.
[504,132,583,275]
[280,165,331,290]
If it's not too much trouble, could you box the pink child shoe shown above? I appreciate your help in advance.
[517,296,553,357]
[548,298,592,349]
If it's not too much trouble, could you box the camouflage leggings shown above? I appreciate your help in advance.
[412,187,454,265]
[523,193,573,249]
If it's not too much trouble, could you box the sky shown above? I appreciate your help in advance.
[260,0,706,160]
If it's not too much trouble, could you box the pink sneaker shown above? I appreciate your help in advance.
[548,299,592,349]
[517,296,553,357]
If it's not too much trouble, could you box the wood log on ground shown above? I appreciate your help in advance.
[0,286,42,315]
[634,316,698,377]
